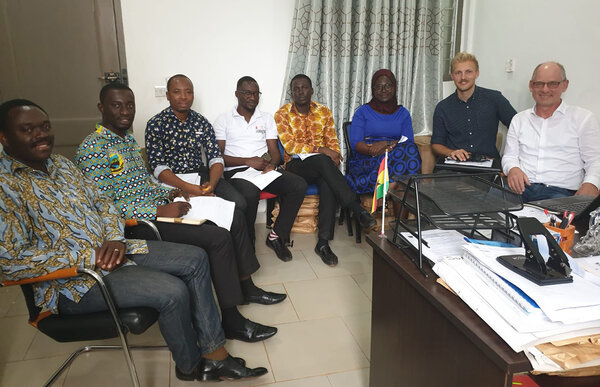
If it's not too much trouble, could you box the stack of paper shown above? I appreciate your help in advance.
[432,243,600,373]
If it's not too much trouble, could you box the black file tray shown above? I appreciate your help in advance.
[389,173,523,275]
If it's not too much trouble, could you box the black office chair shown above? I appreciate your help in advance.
[2,219,165,387]
[338,121,362,242]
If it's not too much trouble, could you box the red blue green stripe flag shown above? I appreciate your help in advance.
[371,152,389,213]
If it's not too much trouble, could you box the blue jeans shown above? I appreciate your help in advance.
[58,240,225,373]
[522,183,577,203]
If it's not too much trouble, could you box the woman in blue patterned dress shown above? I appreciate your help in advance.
[346,69,420,194]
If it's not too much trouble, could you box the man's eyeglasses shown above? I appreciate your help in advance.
[237,90,262,97]
[374,83,394,91]
[531,81,562,90]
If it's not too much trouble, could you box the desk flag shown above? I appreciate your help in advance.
[371,151,389,214]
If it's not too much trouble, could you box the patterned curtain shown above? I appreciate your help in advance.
[281,0,455,155]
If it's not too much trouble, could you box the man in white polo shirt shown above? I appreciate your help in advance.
[502,62,600,202]
[214,76,307,261]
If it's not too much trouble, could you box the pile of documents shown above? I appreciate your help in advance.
[411,232,600,374]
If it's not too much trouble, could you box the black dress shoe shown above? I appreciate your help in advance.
[175,355,267,382]
[314,244,338,266]
[224,318,278,342]
[266,236,292,262]
[357,209,376,229]
[245,287,287,305]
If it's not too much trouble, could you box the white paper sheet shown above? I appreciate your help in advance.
[463,244,600,324]
[230,168,281,190]
[510,206,552,224]
[297,153,320,160]
[174,196,235,231]
[400,229,467,263]
[444,158,494,168]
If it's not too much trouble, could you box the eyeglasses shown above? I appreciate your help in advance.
[531,81,562,90]
[374,83,394,91]
[237,90,262,97]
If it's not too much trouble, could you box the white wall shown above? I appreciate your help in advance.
[120,0,295,143]
[120,0,600,145]
[461,0,600,115]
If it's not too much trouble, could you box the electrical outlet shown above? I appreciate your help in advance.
[154,86,167,97]
[505,59,515,73]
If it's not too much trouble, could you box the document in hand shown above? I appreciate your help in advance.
[173,196,235,231]
[230,167,281,190]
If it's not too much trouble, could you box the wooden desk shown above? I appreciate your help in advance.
[367,232,531,387]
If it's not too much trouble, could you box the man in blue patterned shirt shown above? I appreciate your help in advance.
[0,99,267,381]
[76,83,285,344]
[145,74,246,212]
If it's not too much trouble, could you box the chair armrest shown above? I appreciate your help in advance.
[125,218,162,241]
[2,267,79,287]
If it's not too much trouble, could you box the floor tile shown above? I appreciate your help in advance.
[63,349,171,387]
[0,315,37,362]
[352,272,373,300]
[264,317,368,381]
[305,243,372,279]
[170,339,274,386]
[0,355,68,386]
[285,277,371,320]
[261,375,331,386]
[342,313,372,360]
[328,368,370,387]
[238,284,299,326]
[252,251,317,285]
[0,286,26,318]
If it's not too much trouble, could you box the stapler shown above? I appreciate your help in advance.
[497,217,572,286]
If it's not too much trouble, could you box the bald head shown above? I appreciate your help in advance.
[531,62,567,81]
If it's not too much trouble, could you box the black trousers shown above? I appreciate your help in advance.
[225,169,307,243]
[286,154,359,240]
[128,208,259,310]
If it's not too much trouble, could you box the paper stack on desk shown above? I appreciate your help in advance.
[432,244,600,373]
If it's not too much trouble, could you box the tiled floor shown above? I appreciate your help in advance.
[0,221,373,386]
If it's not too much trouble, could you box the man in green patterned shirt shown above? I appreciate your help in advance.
[0,99,267,381]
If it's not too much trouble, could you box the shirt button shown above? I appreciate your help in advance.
[469,132,472,135]
[466,106,469,109]
[467,119,471,122]
[470,145,474,148]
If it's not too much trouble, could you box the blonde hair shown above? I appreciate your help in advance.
[450,52,479,73]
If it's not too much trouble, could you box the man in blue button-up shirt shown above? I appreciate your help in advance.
[432,52,516,161]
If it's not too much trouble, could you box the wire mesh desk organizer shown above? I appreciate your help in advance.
[389,172,523,275]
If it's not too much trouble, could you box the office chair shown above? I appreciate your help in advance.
[2,219,165,387]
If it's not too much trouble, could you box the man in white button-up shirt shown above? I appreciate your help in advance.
[502,62,600,202]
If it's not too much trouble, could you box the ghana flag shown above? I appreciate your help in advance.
[371,152,389,213]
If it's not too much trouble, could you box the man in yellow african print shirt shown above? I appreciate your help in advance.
[275,74,376,266]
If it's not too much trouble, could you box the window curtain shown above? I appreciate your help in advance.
[281,0,454,154]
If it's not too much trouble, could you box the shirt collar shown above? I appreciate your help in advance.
[531,100,567,118]
[95,123,133,141]
[166,106,197,123]
[453,85,479,103]
[0,150,57,176]
[290,101,316,115]
[231,104,263,121]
